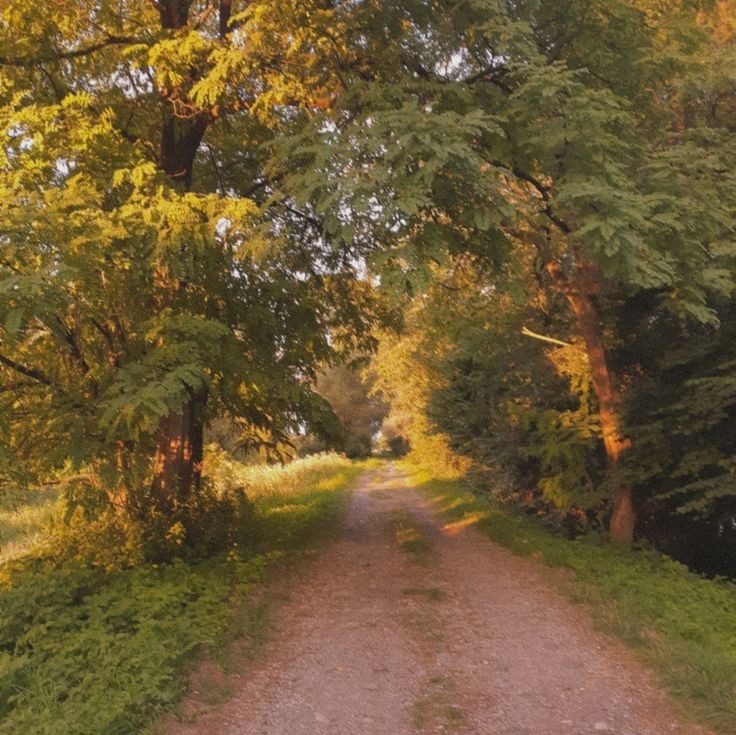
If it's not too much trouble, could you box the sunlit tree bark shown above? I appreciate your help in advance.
[547,259,634,542]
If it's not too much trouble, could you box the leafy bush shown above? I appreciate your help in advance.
[29,451,353,568]
[43,480,254,568]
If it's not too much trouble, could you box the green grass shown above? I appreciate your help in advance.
[407,467,736,734]
[0,459,365,735]
[0,490,59,564]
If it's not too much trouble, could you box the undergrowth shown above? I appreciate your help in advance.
[406,466,736,734]
[0,454,364,735]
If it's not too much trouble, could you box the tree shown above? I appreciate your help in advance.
[4,0,736,549]
[280,0,736,542]
[0,1,385,537]
[311,364,386,458]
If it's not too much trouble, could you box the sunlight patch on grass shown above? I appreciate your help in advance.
[264,502,314,516]
[441,510,489,536]
[395,525,423,546]
[314,475,349,492]
[388,507,433,560]
[0,491,59,564]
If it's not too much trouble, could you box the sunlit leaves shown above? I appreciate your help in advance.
[0,0,391,497]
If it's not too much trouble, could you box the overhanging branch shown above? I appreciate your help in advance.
[0,353,53,386]
[0,35,144,67]
[521,325,573,348]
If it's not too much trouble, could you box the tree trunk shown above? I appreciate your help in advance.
[547,259,635,543]
[151,100,208,504]
[150,392,206,513]
[147,0,211,509]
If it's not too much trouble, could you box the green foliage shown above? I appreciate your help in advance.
[32,452,358,568]
[0,558,251,735]
[621,300,736,517]
[432,325,602,513]
[0,455,361,735]
[371,258,603,514]
[369,307,471,480]
[411,468,736,732]
[309,364,387,459]
[0,0,390,521]
[51,481,251,568]
[278,0,736,311]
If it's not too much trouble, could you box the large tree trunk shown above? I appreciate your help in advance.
[150,392,206,513]
[547,259,635,543]
[147,0,212,509]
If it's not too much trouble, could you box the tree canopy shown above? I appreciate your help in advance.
[2,0,736,552]
[0,0,390,545]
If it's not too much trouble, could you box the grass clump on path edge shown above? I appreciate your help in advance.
[0,456,367,735]
[407,467,736,734]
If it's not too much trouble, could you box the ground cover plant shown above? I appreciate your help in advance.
[0,454,361,735]
[406,466,736,734]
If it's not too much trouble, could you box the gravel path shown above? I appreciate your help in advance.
[161,465,708,735]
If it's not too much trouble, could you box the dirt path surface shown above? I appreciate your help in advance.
[163,465,707,735]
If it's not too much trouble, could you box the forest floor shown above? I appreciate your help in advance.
[158,464,710,735]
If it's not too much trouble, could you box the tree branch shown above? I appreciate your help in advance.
[0,36,144,67]
[219,0,232,37]
[491,159,572,235]
[0,353,53,386]
[462,67,513,94]
[521,326,573,348]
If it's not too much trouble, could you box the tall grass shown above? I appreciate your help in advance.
[206,450,355,501]
[0,490,59,565]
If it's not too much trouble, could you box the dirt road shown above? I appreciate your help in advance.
[163,465,707,735]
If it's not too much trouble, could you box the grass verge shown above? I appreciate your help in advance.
[406,466,736,734]
[0,490,59,565]
[0,457,366,735]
